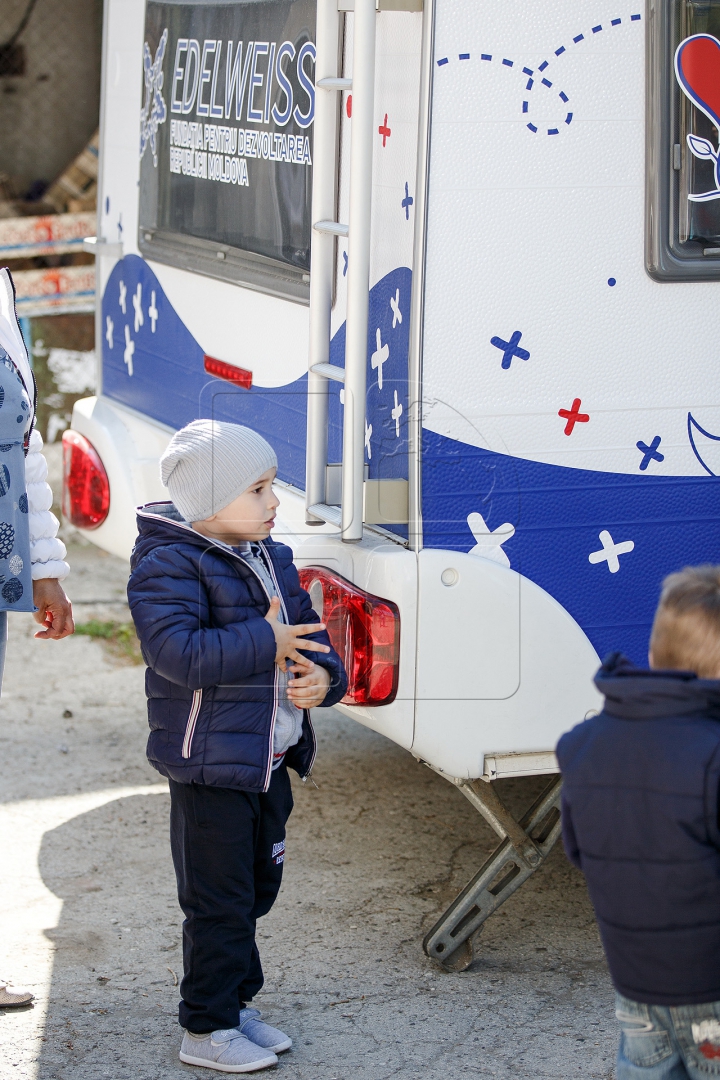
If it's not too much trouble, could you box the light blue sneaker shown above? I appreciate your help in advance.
[237,1009,292,1054]
[179,1027,278,1072]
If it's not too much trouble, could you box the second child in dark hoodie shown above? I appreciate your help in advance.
[557,565,720,1080]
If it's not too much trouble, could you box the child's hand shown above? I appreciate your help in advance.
[264,596,331,670]
[286,659,331,709]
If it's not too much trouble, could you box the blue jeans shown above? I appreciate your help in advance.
[616,992,720,1078]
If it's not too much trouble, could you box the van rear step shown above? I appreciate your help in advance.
[423,773,563,971]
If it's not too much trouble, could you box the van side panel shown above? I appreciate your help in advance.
[419,0,720,666]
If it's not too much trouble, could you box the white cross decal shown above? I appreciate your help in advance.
[467,512,515,568]
[371,328,389,391]
[339,388,345,406]
[133,283,144,333]
[391,389,403,437]
[365,419,372,459]
[148,290,158,332]
[105,315,114,350]
[119,279,127,314]
[124,324,135,377]
[588,530,634,574]
[390,288,402,328]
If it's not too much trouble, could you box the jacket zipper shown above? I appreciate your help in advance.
[181,689,203,758]
[261,540,317,782]
[258,541,289,791]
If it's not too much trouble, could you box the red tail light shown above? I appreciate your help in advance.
[298,566,400,706]
[204,355,252,388]
[61,430,110,529]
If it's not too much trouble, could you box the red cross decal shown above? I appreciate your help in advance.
[378,113,392,146]
[558,398,589,435]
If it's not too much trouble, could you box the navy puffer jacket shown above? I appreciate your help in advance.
[127,503,347,792]
[557,652,720,1005]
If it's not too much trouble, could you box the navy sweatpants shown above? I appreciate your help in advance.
[169,764,294,1033]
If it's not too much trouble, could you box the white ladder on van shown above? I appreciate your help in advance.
[304,0,374,542]
[304,0,419,542]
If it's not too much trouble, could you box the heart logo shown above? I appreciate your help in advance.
[675,34,720,130]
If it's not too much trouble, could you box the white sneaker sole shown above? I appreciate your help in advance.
[267,1038,292,1053]
[178,1050,278,1073]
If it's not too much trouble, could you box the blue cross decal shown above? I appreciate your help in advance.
[490,330,530,369]
[402,182,414,220]
[636,435,664,471]
[342,251,348,277]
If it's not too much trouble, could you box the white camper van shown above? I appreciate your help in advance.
[64,0,720,968]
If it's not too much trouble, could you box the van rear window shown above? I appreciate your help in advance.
[138,0,315,301]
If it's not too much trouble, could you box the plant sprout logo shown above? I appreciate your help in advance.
[675,33,720,201]
[140,27,168,167]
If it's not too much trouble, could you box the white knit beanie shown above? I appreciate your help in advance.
[160,420,278,523]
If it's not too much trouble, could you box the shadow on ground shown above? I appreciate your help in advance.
[31,711,616,1080]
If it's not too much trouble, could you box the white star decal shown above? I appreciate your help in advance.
[133,283,144,333]
[588,530,634,574]
[390,288,402,328]
[467,512,515,568]
[124,324,135,376]
[148,290,158,332]
[371,328,389,391]
[391,390,403,437]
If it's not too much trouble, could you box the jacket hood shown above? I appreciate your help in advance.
[595,650,720,721]
[131,502,209,570]
[132,501,278,570]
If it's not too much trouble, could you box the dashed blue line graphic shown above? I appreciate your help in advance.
[435,10,642,137]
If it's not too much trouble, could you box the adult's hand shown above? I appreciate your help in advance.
[32,578,74,640]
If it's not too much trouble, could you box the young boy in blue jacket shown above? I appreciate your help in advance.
[128,420,347,1073]
[557,565,720,1080]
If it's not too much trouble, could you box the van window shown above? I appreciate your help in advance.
[647,0,720,279]
[138,0,315,302]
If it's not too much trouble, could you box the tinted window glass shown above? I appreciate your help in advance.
[138,0,315,300]
[676,3,720,248]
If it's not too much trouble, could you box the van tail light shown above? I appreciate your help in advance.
[204,355,253,388]
[61,430,110,529]
[298,566,400,707]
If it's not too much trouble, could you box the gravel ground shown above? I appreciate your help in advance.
[0,538,618,1080]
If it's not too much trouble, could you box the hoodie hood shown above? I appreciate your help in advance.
[131,500,284,574]
[595,650,720,721]
[131,501,207,570]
